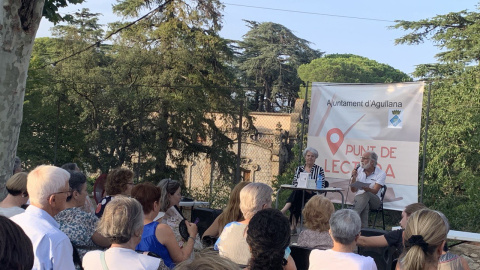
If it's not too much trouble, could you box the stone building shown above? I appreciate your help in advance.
[185,99,304,189]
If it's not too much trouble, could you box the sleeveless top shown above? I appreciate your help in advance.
[438,252,465,270]
[136,221,174,269]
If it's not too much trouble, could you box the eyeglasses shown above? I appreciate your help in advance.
[49,188,72,197]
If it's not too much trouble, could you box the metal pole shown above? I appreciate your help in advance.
[298,82,309,165]
[420,82,432,203]
[235,100,243,184]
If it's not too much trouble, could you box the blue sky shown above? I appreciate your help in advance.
[37,0,479,76]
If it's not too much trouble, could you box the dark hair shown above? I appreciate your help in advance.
[157,179,181,212]
[131,182,161,214]
[61,163,79,171]
[404,202,427,216]
[105,168,134,196]
[67,170,87,202]
[0,216,34,270]
[246,208,290,270]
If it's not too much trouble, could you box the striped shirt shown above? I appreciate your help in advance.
[292,164,326,188]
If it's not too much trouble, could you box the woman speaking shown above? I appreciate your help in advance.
[281,146,325,234]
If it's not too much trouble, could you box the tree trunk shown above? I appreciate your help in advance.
[0,0,45,199]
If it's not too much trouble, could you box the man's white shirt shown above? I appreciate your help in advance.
[11,205,75,270]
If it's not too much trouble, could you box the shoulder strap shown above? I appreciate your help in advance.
[100,252,109,270]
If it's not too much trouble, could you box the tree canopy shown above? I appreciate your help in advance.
[394,7,480,231]
[0,0,86,200]
[21,2,240,184]
[298,54,411,83]
[237,21,322,112]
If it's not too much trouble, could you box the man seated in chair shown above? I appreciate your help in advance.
[350,151,386,228]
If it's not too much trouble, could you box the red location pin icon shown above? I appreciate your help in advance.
[326,128,345,155]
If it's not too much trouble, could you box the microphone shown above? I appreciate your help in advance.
[351,164,360,179]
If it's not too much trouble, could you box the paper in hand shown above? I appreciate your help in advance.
[350,181,370,189]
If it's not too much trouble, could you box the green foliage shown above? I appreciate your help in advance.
[43,0,85,24]
[237,21,322,112]
[298,54,412,83]
[185,180,233,209]
[24,3,239,188]
[394,7,480,231]
[271,138,302,211]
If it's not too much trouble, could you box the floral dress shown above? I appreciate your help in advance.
[55,207,103,265]
[160,206,203,252]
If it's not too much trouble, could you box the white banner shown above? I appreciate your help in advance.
[308,82,424,211]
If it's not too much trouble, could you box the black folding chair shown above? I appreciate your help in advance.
[371,185,387,230]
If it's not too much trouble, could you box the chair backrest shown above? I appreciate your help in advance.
[379,185,387,203]
[357,228,396,270]
[290,245,313,270]
[191,208,222,237]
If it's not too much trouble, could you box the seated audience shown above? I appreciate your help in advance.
[83,196,168,270]
[0,172,29,217]
[215,183,296,269]
[62,162,96,214]
[297,195,334,250]
[0,215,34,270]
[202,181,250,240]
[11,165,75,270]
[55,170,110,266]
[132,182,197,269]
[397,209,448,270]
[246,208,295,270]
[173,251,240,270]
[157,179,202,251]
[309,209,377,270]
[357,202,426,250]
[95,167,135,218]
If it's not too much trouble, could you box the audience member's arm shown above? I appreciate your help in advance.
[284,255,297,270]
[157,222,197,262]
[356,235,388,247]
[91,232,111,248]
[202,215,220,238]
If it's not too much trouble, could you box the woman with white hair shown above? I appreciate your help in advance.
[281,146,326,233]
[82,196,168,270]
[309,209,377,270]
[214,183,296,269]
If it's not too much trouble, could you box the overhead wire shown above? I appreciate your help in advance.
[34,1,398,70]
[34,0,174,70]
[222,2,395,23]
